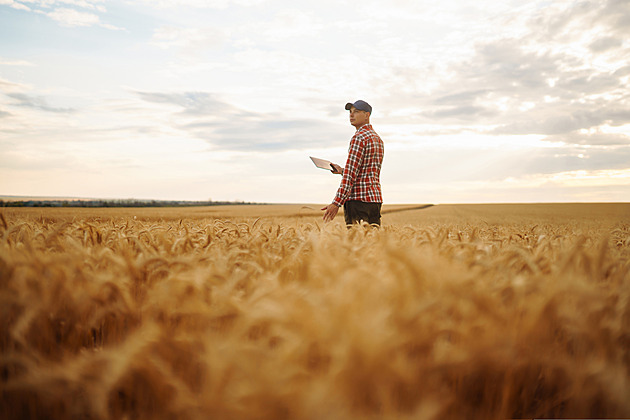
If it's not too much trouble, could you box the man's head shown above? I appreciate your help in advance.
[345,100,371,128]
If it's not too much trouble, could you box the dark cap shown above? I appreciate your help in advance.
[345,100,372,114]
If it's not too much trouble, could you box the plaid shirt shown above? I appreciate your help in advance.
[333,124,384,206]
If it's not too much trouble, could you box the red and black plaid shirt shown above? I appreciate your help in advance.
[333,124,384,206]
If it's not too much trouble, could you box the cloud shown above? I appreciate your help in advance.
[422,105,497,121]
[9,0,105,11]
[3,0,122,29]
[596,0,630,31]
[136,90,346,151]
[433,89,492,105]
[182,118,342,151]
[0,58,35,66]
[522,146,630,176]
[613,65,630,77]
[6,93,75,113]
[59,0,106,12]
[46,7,98,26]
[372,0,630,150]
[130,0,267,9]
[388,142,630,185]
[492,106,630,136]
[152,8,324,52]
[0,109,11,118]
[0,78,27,92]
[151,26,226,50]
[0,0,30,11]
[525,0,630,42]
[542,131,630,146]
[589,36,623,52]
[136,91,235,116]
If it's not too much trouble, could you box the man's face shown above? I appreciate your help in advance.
[349,107,370,128]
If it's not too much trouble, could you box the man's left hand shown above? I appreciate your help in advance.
[321,204,339,222]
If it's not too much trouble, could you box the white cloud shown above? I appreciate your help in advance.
[6,92,75,113]
[17,0,103,7]
[0,58,34,66]
[134,90,348,151]
[544,168,630,187]
[0,77,28,93]
[3,0,121,29]
[131,0,267,9]
[7,0,106,11]
[60,0,105,12]
[46,7,98,26]
[368,0,630,147]
[0,0,31,11]
[151,26,226,50]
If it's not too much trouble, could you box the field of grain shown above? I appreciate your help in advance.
[1,203,629,419]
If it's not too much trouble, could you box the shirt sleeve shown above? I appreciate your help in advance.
[332,133,364,206]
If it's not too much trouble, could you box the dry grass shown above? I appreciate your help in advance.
[1,204,629,419]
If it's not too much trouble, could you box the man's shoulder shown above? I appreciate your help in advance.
[357,125,382,141]
[356,124,379,136]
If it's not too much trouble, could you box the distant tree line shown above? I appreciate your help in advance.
[0,199,262,208]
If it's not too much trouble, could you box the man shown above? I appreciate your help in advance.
[321,100,384,226]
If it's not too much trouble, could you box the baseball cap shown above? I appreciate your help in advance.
[345,100,372,114]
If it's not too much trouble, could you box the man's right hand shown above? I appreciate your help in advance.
[330,163,343,175]
[321,204,339,222]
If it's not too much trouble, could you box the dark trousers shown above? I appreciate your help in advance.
[343,200,382,226]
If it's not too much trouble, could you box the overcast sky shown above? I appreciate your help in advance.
[1,0,629,204]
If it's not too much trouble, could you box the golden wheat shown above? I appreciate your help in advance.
[1,204,629,419]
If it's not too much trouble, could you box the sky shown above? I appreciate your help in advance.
[1,0,629,204]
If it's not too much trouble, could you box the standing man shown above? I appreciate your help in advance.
[322,100,384,226]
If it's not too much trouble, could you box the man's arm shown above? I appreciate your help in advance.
[332,136,364,206]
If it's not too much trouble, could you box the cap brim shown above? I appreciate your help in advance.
[345,103,353,110]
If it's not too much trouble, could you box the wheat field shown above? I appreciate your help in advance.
[1,203,629,419]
